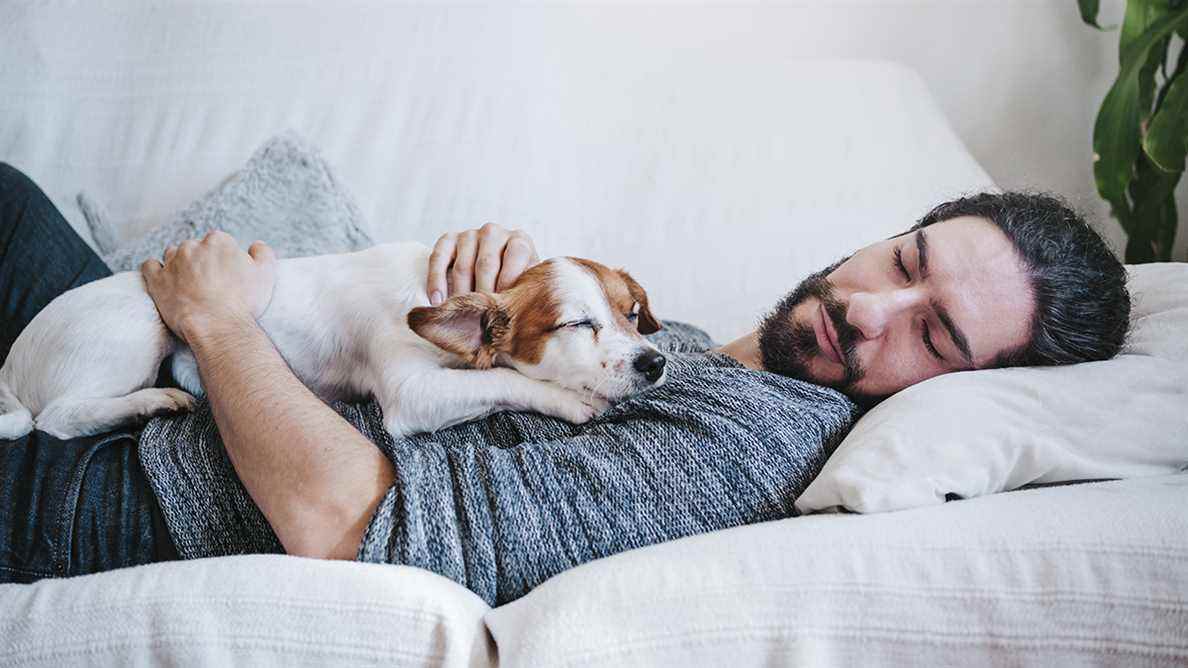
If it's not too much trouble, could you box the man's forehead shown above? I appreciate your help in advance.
[921,217,1033,366]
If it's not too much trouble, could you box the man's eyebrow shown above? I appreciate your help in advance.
[932,299,975,369]
[917,230,975,369]
[916,229,930,278]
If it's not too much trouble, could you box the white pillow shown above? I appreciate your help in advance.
[796,262,1188,514]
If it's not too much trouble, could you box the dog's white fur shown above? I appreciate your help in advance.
[0,242,665,441]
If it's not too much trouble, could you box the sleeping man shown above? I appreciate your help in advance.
[0,162,1130,605]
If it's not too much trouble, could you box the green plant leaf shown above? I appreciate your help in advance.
[1122,1,1175,117]
[1156,27,1188,108]
[1138,36,1170,118]
[1127,150,1182,261]
[1078,0,1103,28]
[1157,191,1178,261]
[1125,230,1157,262]
[1121,0,1174,49]
[1144,64,1188,171]
[1092,7,1188,215]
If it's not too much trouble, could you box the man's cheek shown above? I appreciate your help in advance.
[856,350,922,396]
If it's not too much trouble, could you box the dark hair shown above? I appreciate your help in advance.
[912,192,1130,368]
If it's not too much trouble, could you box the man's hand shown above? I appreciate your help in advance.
[140,231,278,344]
[427,223,539,304]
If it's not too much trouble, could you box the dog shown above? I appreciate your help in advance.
[0,241,667,440]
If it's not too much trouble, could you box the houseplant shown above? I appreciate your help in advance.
[1079,0,1188,262]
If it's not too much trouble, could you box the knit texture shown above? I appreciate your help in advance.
[138,322,858,606]
[78,131,373,272]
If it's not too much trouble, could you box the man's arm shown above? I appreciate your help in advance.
[185,314,394,559]
[141,232,392,559]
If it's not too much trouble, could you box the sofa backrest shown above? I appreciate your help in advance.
[1,4,994,339]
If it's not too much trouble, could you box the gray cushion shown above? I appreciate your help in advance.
[79,131,373,271]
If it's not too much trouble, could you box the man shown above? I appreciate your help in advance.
[0,163,1129,605]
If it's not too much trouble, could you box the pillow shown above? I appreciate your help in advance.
[796,262,1188,514]
[77,131,373,271]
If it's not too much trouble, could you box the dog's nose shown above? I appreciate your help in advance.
[633,350,667,383]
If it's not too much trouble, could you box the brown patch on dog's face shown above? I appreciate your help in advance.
[569,258,662,335]
[408,257,662,392]
[409,261,565,367]
[498,262,563,366]
[614,269,662,335]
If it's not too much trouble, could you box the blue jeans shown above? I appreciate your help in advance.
[0,163,176,584]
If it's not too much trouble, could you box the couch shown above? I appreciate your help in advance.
[2,4,1185,666]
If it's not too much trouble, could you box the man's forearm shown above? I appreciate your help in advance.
[186,314,395,559]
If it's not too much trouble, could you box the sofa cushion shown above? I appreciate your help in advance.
[485,473,1188,667]
[0,555,493,667]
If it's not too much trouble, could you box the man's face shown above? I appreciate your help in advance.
[758,216,1035,404]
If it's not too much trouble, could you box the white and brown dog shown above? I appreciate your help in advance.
[0,242,666,440]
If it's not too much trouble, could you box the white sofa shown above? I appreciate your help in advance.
[2,5,1186,666]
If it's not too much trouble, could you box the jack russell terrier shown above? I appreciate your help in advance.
[0,242,667,441]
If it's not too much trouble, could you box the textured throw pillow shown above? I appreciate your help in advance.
[796,262,1188,514]
[82,133,374,555]
[77,131,373,271]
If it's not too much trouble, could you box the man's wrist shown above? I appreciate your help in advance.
[179,309,262,350]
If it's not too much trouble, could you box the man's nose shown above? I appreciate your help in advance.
[845,288,926,340]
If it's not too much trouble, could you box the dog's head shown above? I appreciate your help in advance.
[408,257,666,401]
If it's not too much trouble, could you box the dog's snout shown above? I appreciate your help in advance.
[632,350,667,383]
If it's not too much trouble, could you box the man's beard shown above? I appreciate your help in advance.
[757,256,883,407]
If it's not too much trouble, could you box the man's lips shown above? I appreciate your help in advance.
[815,302,843,365]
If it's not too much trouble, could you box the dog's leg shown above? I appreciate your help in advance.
[0,377,34,440]
[170,347,205,396]
[380,367,608,437]
[35,388,197,440]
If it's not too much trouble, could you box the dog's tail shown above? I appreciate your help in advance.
[0,374,33,441]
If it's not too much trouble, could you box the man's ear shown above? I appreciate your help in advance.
[617,269,662,335]
[407,293,510,368]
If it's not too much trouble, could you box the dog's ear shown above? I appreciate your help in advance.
[616,269,662,335]
[407,293,510,368]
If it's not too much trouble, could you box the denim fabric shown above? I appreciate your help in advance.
[0,163,176,584]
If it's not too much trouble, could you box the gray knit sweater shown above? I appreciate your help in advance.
[138,322,858,606]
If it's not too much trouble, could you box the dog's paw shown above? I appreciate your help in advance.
[383,417,417,439]
[0,409,35,441]
[577,391,611,416]
[540,388,611,425]
[158,388,197,414]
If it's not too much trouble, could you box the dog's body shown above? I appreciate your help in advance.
[0,242,666,441]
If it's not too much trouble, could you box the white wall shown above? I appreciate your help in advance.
[7,1,1179,263]
[693,0,1179,260]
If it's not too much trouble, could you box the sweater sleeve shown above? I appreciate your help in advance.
[355,353,858,606]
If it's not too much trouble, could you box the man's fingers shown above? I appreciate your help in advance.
[427,233,458,305]
[248,240,276,266]
[140,258,163,279]
[163,245,178,263]
[449,230,479,296]
[496,236,535,291]
[474,224,509,293]
[511,229,539,265]
[203,229,234,245]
